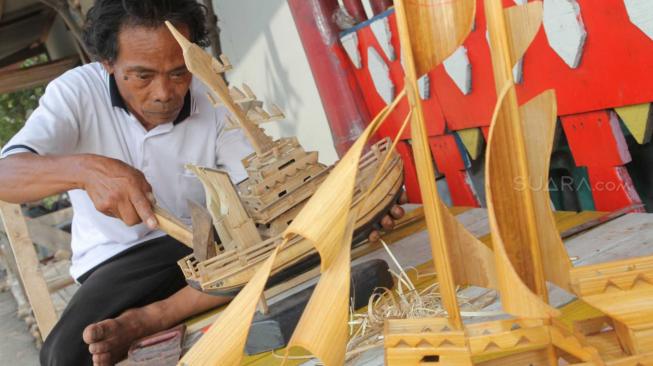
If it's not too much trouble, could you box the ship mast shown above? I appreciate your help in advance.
[166,22,274,156]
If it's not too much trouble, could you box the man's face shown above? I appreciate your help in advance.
[104,24,192,130]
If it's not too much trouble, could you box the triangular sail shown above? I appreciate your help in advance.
[484,0,575,315]
[520,90,573,292]
[484,0,549,300]
[486,83,560,318]
[395,0,497,329]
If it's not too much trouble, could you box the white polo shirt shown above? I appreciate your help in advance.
[1,62,253,279]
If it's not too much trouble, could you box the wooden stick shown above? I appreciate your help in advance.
[153,205,192,248]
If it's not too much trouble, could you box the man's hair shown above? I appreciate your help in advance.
[83,0,210,62]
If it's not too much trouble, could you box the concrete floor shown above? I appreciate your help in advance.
[0,290,40,365]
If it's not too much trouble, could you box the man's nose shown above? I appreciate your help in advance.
[152,77,175,104]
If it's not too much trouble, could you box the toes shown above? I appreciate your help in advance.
[92,352,112,366]
[390,205,405,219]
[89,340,111,354]
[83,323,104,344]
[381,215,394,230]
[368,230,381,243]
[83,319,119,344]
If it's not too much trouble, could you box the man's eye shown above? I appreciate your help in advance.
[137,73,153,80]
[171,70,189,79]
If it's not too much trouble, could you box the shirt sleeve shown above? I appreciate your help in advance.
[215,109,255,184]
[1,73,80,158]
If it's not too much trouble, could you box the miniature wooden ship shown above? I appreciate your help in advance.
[165,24,404,295]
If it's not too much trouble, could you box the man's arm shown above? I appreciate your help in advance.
[0,153,157,228]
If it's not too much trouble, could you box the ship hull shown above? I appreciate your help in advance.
[178,141,404,295]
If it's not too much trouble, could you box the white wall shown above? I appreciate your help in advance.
[212,0,339,164]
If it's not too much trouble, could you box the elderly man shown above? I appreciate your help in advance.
[0,1,404,365]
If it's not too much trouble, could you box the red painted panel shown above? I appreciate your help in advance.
[428,135,466,173]
[445,171,481,208]
[515,0,653,116]
[429,135,480,207]
[587,166,642,211]
[561,110,631,168]
[347,12,446,141]
[395,141,422,203]
[346,0,653,134]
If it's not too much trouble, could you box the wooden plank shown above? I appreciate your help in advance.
[0,56,79,94]
[0,215,70,253]
[0,202,57,339]
[566,213,653,268]
[24,217,70,252]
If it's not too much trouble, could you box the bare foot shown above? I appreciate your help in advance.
[83,306,165,366]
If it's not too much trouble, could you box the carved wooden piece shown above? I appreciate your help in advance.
[570,256,653,354]
[385,1,612,364]
[385,317,604,366]
[177,248,280,366]
[186,166,261,252]
[520,90,573,292]
[152,205,192,248]
[188,200,216,261]
[180,94,406,365]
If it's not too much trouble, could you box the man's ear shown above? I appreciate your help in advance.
[102,61,114,74]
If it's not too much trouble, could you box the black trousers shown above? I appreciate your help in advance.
[40,236,192,366]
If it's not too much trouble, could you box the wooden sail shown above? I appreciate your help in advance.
[394,0,498,330]
[484,0,549,303]
[178,248,280,366]
[401,0,476,76]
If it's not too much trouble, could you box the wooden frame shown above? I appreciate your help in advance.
[0,201,57,340]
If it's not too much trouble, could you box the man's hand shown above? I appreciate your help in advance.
[80,155,158,229]
[367,191,408,243]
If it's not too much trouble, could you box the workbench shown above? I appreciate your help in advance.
[178,205,653,365]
